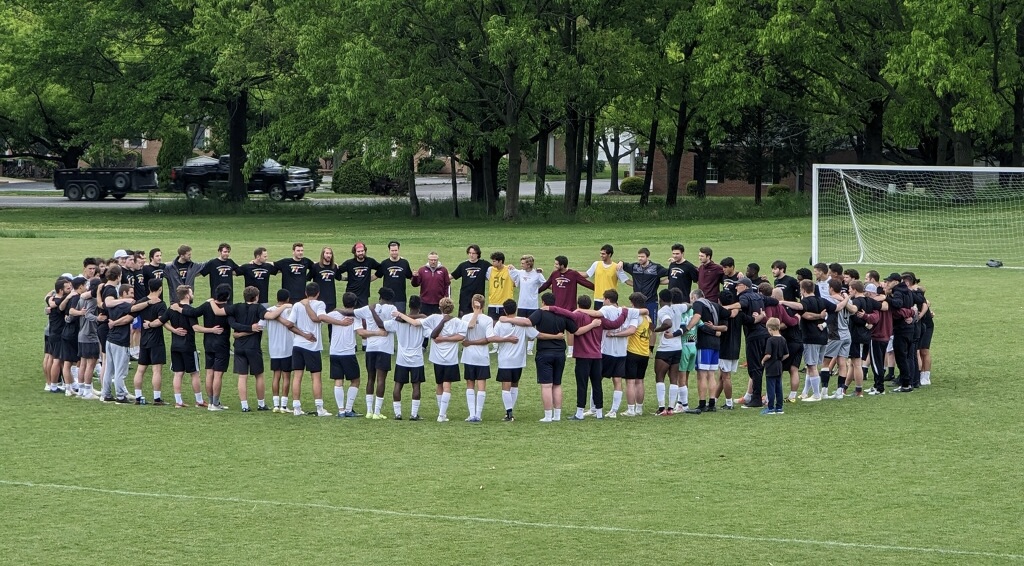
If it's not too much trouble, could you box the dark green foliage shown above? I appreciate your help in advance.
[417,156,445,175]
[544,164,564,175]
[686,180,699,196]
[619,176,645,195]
[332,158,373,194]
[767,183,791,197]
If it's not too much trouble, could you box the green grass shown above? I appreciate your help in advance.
[0,208,1021,565]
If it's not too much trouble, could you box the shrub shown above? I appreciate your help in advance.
[620,176,645,195]
[332,158,372,194]
[545,164,564,175]
[686,180,699,196]
[767,183,791,197]
[417,156,445,175]
[497,157,509,193]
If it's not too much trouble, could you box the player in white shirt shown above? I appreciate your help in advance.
[653,289,683,415]
[460,294,494,422]
[353,287,398,419]
[492,299,539,421]
[516,255,545,355]
[597,289,634,417]
[323,292,361,417]
[384,295,428,420]
[285,283,330,416]
[421,297,467,422]
[265,290,296,412]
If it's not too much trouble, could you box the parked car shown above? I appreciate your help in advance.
[54,167,159,201]
[170,155,314,200]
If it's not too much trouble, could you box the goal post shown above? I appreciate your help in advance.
[811,164,1024,269]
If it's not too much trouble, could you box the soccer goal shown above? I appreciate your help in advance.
[812,164,1024,269]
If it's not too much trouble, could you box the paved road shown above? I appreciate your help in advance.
[0,178,612,208]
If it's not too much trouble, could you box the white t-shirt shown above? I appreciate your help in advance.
[657,304,682,352]
[493,321,539,369]
[460,313,494,366]
[266,305,294,359]
[384,319,426,367]
[516,270,545,310]
[287,300,326,352]
[602,306,640,357]
[354,304,397,354]
[422,314,466,365]
[324,311,357,356]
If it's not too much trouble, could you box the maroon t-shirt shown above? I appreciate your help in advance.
[539,269,594,310]
[698,261,724,303]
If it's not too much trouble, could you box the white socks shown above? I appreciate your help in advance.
[334,386,346,411]
[511,387,519,406]
[611,390,623,412]
[439,392,451,417]
[346,386,358,411]
[411,399,420,417]
[669,384,678,406]
[365,394,373,414]
[679,386,688,406]
[475,391,486,418]
[502,390,514,410]
[393,401,402,417]
[466,389,477,418]
[374,396,384,415]
[656,382,666,406]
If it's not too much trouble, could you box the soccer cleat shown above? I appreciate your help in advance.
[294,407,305,416]
[538,417,553,423]
[786,396,798,403]
[134,397,147,405]
[741,402,763,409]
[465,416,475,422]
[409,415,421,421]
[365,412,375,419]
[673,403,686,413]
[583,408,596,417]
[374,413,388,420]
[569,415,585,421]
[920,375,931,386]
[502,414,515,422]
[80,393,97,401]
[655,407,667,416]
[256,405,270,411]
[760,408,774,415]
[394,415,403,420]
[802,395,822,402]
[797,393,809,400]
[621,410,637,417]
[152,399,167,406]
[208,404,225,411]
[114,396,131,404]
[720,404,734,410]
[663,408,675,416]
[437,415,449,422]
[704,405,717,413]
[683,407,702,415]
[65,389,77,397]
[195,401,209,408]
[241,407,252,413]
[272,406,281,413]
[174,402,189,409]
[316,408,332,417]
[833,389,845,400]
[853,391,864,398]
[605,411,616,419]
[337,411,346,418]
[775,408,785,415]
[102,396,116,403]
[867,388,885,396]
[470,416,481,422]
[343,410,361,418]
[893,386,913,393]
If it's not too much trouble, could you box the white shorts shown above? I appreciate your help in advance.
[718,359,739,373]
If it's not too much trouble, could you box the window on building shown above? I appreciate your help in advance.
[706,162,719,183]
[123,138,147,149]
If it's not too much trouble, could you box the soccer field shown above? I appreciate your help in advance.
[1,206,1020,565]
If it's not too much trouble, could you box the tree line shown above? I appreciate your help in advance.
[2,0,1022,218]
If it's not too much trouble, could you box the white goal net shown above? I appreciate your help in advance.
[812,164,1024,269]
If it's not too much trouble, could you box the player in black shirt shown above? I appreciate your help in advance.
[339,242,380,307]
[200,243,240,302]
[376,240,413,313]
[131,278,167,405]
[309,246,340,310]
[228,286,272,412]
[238,247,278,304]
[771,260,799,301]
[160,285,204,408]
[275,243,315,304]
[529,292,584,422]
[142,248,165,292]
[666,243,699,298]
[176,284,230,409]
[451,244,487,316]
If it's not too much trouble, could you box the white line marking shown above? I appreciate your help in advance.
[2,479,1021,561]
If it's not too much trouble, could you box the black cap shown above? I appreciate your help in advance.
[901,271,918,284]
[884,273,901,282]
[736,277,753,288]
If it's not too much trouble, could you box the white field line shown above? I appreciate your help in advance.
[1,479,1021,561]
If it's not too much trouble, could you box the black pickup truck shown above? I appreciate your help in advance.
[170,155,314,200]
[54,167,159,201]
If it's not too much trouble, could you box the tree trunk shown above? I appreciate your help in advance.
[450,154,460,218]
[468,153,484,201]
[601,130,622,193]
[227,90,248,202]
[862,99,885,164]
[407,152,419,217]
[639,86,662,207]
[482,148,497,215]
[953,131,973,166]
[505,134,521,220]
[1013,87,1024,167]
[693,149,707,199]
[665,94,689,207]
[535,117,549,199]
[584,113,596,206]
[61,147,86,169]
[564,106,582,214]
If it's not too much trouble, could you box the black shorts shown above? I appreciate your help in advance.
[139,345,166,366]
[270,357,293,373]
[291,347,323,373]
[625,352,649,379]
[234,348,264,375]
[420,303,441,316]
[433,363,461,384]
[60,338,80,363]
[601,354,626,378]
[848,341,868,360]
[496,367,523,383]
[365,351,392,374]
[783,342,803,371]
[919,325,934,349]
[654,350,681,365]
[171,350,199,374]
[487,307,503,321]
[464,364,490,381]
[45,335,59,356]
[330,355,360,381]
[395,365,426,384]
[205,348,230,372]
[78,341,100,360]
[517,308,536,318]
[535,351,566,385]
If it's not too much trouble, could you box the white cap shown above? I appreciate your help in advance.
[113,249,129,259]
[865,283,877,293]
[61,273,74,280]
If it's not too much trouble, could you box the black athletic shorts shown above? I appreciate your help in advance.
[654,350,681,366]
[783,342,803,371]
[78,341,100,360]
[517,308,536,318]
[848,341,868,360]
[365,351,392,374]
[171,350,199,374]
[496,367,523,383]
[535,351,565,385]
[919,325,934,349]
[487,307,503,321]
[464,364,490,381]
[61,338,80,363]
[330,354,360,381]
[139,345,166,366]
[625,352,649,379]
[291,347,322,373]
[270,356,293,373]
[420,303,441,316]
[205,348,230,372]
[395,365,426,384]
[601,354,626,378]
[45,335,58,356]
[433,363,460,384]
[234,348,264,376]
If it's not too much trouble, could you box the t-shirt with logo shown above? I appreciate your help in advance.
[200,258,240,300]
[274,257,315,304]
[238,262,278,304]
[452,260,487,314]
[621,261,669,302]
[376,258,413,303]
[667,260,699,297]
[339,257,381,305]
[309,262,340,307]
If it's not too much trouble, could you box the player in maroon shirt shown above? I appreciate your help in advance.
[538,256,594,356]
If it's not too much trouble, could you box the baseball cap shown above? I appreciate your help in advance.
[60,272,74,280]
[901,271,918,284]
[884,272,901,282]
[113,249,129,259]
[865,283,878,293]
[736,277,753,288]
